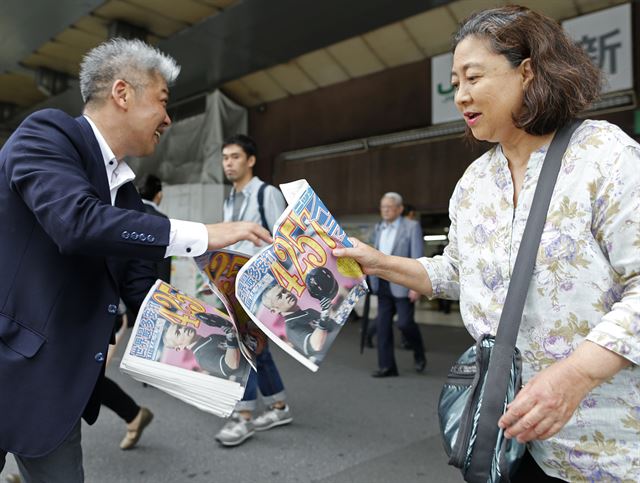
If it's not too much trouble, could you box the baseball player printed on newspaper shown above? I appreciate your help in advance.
[235,180,368,372]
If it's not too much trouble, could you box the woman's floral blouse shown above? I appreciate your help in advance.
[420,120,639,482]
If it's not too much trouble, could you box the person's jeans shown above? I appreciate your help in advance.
[235,343,286,412]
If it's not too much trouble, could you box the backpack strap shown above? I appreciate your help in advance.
[257,182,270,233]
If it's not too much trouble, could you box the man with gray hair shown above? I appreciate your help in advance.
[369,192,426,377]
[0,38,270,481]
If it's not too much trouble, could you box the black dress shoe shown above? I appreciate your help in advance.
[371,367,399,378]
[415,356,427,373]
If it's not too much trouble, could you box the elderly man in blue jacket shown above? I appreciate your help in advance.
[0,38,269,482]
[369,192,426,377]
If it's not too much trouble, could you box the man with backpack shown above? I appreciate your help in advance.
[215,134,293,447]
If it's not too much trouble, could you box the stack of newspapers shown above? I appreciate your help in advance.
[120,280,252,417]
[121,179,368,417]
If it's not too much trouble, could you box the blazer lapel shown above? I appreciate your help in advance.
[75,116,111,205]
[373,222,383,250]
[390,218,405,255]
[75,116,120,285]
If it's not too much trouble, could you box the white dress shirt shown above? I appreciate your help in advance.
[377,217,399,255]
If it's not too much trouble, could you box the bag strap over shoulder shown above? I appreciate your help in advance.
[466,119,583,482]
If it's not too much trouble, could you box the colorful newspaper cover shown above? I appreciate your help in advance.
[194,250,269,370]
[236,180,368,371]
[127,280,251,383]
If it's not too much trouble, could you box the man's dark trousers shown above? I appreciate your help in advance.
[376,280,425,370]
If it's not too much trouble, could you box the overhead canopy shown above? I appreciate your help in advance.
[0,0,627,141]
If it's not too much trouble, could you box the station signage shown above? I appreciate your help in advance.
[431,3,634,124]
[563,3,633,93]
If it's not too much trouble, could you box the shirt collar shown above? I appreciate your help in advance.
[230,176,261,197]
[495,142,549,170]
[382,217,401,229]
[83,115,116,166]
[83,114,135,191]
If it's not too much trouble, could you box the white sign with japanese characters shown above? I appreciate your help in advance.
[431,52,460,124]
[563,3,633,93]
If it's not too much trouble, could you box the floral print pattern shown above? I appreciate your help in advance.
[419,120,640,481]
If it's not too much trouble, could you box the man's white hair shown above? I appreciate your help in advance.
[79,38,180,104]
[381,192,403,206]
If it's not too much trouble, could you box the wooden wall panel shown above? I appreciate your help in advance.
[248,59,429,185]
[273,137,488,216]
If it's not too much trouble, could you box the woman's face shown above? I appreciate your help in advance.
[451,35,531,145]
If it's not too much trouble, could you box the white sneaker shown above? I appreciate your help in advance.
[215,413,255,447]
[253,405,293,432]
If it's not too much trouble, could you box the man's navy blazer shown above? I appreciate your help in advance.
[0,109,171,457]
[369,217,424,298]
